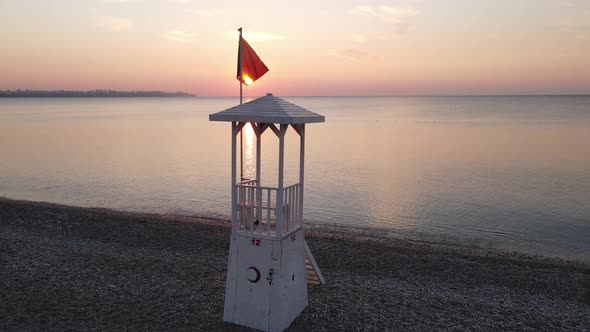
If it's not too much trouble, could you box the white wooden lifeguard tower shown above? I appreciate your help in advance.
[210,93,325,332]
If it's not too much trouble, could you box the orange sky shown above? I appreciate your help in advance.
[0,0,589,96]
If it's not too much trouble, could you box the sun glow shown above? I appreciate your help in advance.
[243,75,253,86]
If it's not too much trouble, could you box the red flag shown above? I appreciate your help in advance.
[237,36,269,85]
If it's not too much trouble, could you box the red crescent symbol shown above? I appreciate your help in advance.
[248,267,261,283]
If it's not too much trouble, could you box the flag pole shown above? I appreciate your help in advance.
[239,27,243,105]
[238,27,244,181]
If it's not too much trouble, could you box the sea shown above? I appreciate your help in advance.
[1,96,589,261]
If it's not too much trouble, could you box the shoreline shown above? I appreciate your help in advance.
[1,197,589,330]
[4,195,586,264]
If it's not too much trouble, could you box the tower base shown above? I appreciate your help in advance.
[223,228,308,332]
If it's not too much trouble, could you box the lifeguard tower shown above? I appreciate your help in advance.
[210,93,325,332]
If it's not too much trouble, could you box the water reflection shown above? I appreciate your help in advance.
[242,123,256,180]
[1,97,590,261]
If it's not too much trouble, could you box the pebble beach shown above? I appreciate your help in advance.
[1,197,589,331]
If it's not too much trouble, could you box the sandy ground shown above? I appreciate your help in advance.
[1,197,589,331]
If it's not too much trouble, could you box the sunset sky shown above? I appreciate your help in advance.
[1,0,589,96]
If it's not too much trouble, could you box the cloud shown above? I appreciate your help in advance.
[349,6,376,16]
[162,30,195,43]
[338,49,369,62]
[379,6,417,21]
[349,5,417,33]
[95,16,134,31]
[352,33,368,43]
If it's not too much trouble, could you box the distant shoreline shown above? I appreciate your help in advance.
[1,91,588,99]
[0,90,195,98]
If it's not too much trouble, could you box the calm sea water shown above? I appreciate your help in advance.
[1,96,589,261]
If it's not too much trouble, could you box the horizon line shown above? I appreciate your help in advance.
[1,89,589,98]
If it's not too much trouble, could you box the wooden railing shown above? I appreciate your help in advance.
[235,180,301,237]
[282,183,301,234]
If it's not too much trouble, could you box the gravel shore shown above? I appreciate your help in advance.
[1,197,589,331]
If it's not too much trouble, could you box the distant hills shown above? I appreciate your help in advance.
[0,90,195,98]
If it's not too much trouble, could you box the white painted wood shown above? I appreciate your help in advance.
[237,121,246,182]
[266,190,271,229]
[235,182,303,237]
[280,183,300,232]
[213,96,324,331]
[248,182,254,229]
[231,122,238,230]
[276,124,286,238]
[257,123,269,135]
[225,230,308,332]
[234,235,273,331]
[256,124,262,231]
[267,238,283,331]
[293,185,302,227]
[210,94,325,125]
[270,228,308,331]
[223,122,239,322]
[299,124,305,229]
[268,123,280,138]
[235,121,246,133]
[240,129,243,181]
[291,123,302,136]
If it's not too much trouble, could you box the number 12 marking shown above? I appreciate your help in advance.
[251,238,261,246]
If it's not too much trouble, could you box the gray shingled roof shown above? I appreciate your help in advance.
[209,93,325,124]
